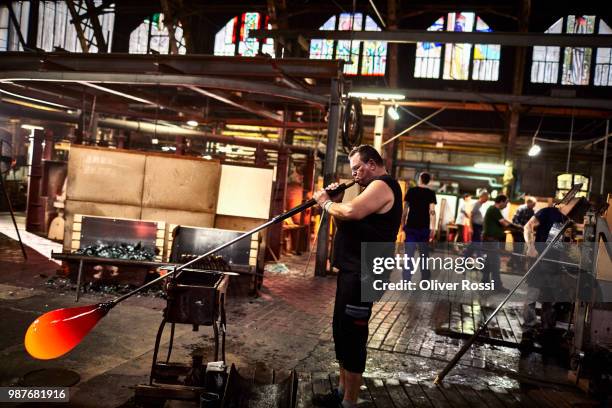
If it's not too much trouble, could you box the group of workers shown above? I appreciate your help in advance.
[311,144,567,408]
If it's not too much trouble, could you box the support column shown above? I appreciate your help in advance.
[26,0,39,50]
[385,0,399,172]
[315,78,342,276]
[373,106,385,153]
[268,146,290,260]
[43,129,54,160]
[26,129,44,233]
[504,0,530,197]
[175,136,186,155]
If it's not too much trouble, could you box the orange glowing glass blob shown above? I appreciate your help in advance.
[24,303,110,360]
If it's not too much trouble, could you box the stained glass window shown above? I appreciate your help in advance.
[309,13,387,76]
[532,16,610,86]
[595,20,612,86]
[309,16,336,60]
[415,17,443,78]
[443,12,474,80]
[531,18,562,83]
[213,12,275,57]
[214,17,236,56]
[361,16,387,76]
[129,13,186,54]
[0,2,29,51]
[561,15,595,85]
[472,17,500,81]
[415,13,499,81]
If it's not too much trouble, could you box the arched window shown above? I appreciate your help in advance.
[129,13,186,54]
[309,13,387,76]
[0,2,29,51]
[214,12,275,57]
[531,15,611,86]
[414,12,500,81]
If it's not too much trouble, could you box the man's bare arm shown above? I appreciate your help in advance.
[326,180,393,221]
[523,216,540,257]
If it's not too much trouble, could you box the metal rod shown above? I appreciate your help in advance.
[601,120,609,195]
[382,107,446,146]
[434,220,571,384]
[109,181,355,306]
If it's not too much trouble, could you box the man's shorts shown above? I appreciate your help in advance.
[332,271,373,374]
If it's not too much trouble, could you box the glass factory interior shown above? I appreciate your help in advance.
[0,0,611,407]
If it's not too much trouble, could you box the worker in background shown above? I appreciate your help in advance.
[522,203,568,342]
[481,194,517,292]
[455,193,472,243]
[463,189,489,258]
[508,197,536,271]
[400,172,437,281]
[313,145,402,408]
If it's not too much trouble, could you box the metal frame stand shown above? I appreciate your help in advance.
[0,168,27,260]
[434,220,572,384]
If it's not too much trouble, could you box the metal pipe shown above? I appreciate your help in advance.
[316,78,342,276]
[0,102,313,154]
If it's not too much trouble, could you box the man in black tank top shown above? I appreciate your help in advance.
[313,145,402,408]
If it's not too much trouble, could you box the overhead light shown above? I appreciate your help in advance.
[77,81,156,105]
[387,105,400,120]
[474,162,506,174]
[528,144,541,157]
[348,91,406,101]
[186,120,198,127]
[151,138,159,145]
[21,124,44,130]
[435,141,444,148]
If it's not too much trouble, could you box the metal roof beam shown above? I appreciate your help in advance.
[250,29,612,48]
[0,71,329,106]
[188,86,283,123]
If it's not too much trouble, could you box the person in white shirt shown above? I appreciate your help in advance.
[455,193,472,242]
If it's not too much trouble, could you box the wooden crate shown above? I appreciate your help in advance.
[71,214,165,262]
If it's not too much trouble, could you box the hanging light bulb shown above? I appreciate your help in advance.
[528,144,541,156]
[387,105,400,120]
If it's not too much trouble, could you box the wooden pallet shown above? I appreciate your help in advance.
[436,302,526,348]
[294,372,598,408]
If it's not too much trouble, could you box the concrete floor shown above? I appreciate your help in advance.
[0,222,602,407]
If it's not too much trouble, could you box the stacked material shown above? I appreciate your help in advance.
[75,242,156,261]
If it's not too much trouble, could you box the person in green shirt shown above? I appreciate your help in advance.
[481,195,520,292]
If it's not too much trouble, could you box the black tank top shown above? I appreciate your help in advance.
[332,174,403,273]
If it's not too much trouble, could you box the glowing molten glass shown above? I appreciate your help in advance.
[25,303,110,360]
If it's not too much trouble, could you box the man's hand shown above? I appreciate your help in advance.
[398,230,406,242]
[313,182,345,207]
[313,188,331,207]
[526,244,538,258]
[429,230,436,242]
